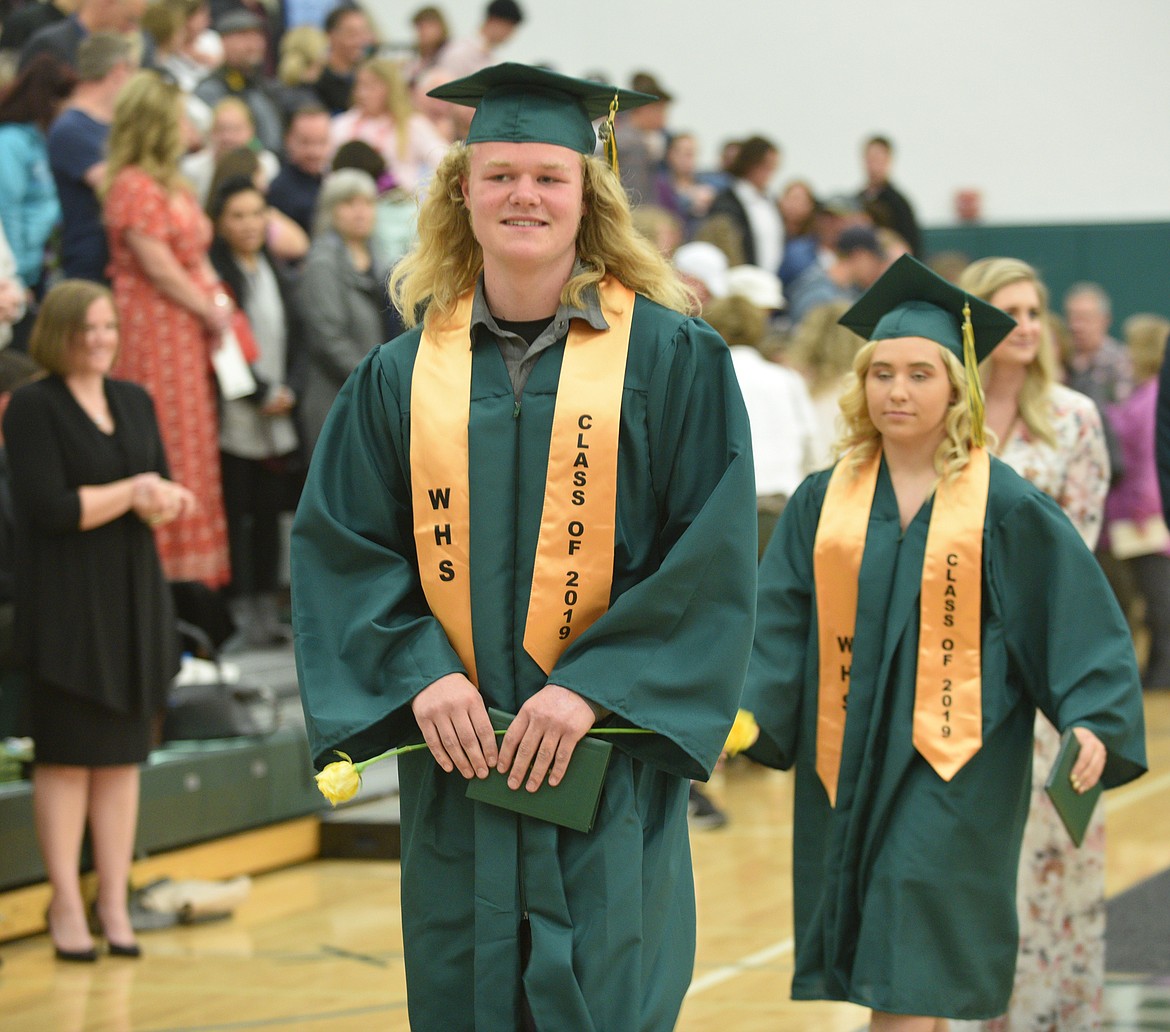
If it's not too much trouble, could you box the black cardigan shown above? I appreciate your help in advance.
[3,376,179,712]
[705,186,756,267]
[208,239,307,405]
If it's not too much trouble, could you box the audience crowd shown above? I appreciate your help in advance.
[0,0,1163,708]
[0,0,1163,704]
[0,3,1166,1021]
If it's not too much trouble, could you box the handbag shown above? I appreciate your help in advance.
[1109,514,1170,560]
[162,621,278,741]
[163,678,275,740]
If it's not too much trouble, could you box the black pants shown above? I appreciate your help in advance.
[219,451,301,597]
[1130,552,1170,687]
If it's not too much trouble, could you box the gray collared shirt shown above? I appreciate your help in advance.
[465,273,614,718]
[469,274,609,401]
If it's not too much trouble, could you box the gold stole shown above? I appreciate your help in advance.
[410,292,478,683]
[410,279,635,684]
[813,447,990,806]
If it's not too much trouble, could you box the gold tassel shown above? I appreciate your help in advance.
[602,91,620,174]
[962,299,986,448]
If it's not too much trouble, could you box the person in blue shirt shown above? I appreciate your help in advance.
[0,54,76,348]
[47,33,134,284]
[266,104,331,234]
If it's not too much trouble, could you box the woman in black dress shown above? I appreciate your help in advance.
[4,280,195,961]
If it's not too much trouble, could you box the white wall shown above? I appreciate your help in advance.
[368,0,1170,227]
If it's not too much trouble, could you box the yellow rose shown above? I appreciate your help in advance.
[315,753,362,806]
[723,710,760,757]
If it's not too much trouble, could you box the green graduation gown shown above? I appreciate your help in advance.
[292,292,758,1031]
[741,456,1146,1019]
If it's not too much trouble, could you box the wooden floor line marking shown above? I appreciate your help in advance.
[319,943,391,967]
[686,937,794,996]
[681,766,1170,1001]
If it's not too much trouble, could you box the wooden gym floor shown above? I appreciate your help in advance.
[2,690,1168,1031]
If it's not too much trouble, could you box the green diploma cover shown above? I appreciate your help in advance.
[465,708,613,833]
[1044,728,1103,847]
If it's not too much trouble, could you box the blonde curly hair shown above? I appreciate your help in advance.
[389,144,696,328]
[834,338,984,482]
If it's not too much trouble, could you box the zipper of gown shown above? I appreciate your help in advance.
[517,822,528,921]
[512,385,528,923]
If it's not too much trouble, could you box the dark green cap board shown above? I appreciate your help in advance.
[426,62,659,155]
[838,253,1017,364]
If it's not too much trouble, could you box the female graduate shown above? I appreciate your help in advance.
[741,254,1147,1030]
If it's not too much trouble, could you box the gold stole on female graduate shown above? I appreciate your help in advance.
[812,447,990,806]
[409,278,635,684]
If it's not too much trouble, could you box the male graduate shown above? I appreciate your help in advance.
[291,64,758,1031]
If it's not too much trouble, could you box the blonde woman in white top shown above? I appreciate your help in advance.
[328,57,450,196]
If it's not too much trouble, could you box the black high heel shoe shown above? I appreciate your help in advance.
[54,943,99,963]
[90,902,141,958]
[46,910,98,963]
[105,939,141,959]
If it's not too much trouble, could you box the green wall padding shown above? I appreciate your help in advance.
[923,222,1170,327]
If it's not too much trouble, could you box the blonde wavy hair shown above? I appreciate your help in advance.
[786,299,858,395]
[389,144,695,328]
[1124,312,1170,383]
[834,338,979,482]
[958,256,1059,449]
[278,26,328,87]
[357,57,415,163]
[702,295,765,349]
[100,70,185,197]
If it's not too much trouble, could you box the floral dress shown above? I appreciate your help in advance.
[959,382,1110,1031]
[105,166,231,587]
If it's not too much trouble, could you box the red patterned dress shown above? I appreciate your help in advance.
[105,166,231,587]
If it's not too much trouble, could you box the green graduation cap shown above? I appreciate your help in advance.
[839,254,1016,362]
[839,254,1017,445]
[426,62,659,161]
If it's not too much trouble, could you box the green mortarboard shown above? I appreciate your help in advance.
[426,62,658,157]
[839,253,1016,364]
[839,254,1017,445]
